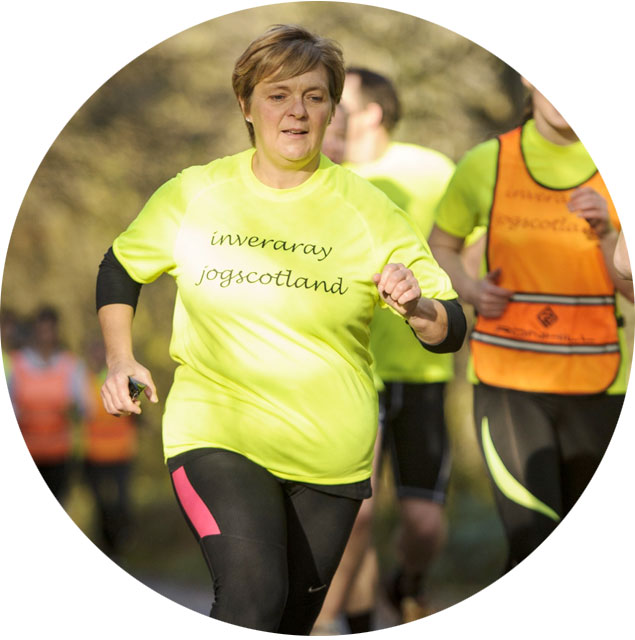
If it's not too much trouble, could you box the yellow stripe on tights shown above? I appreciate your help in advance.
[481,416,560,523]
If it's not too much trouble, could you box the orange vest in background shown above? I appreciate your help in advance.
[83,369,136,464]
[11,350,78,463]
[471,127,621,394]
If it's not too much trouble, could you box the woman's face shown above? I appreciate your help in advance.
[522,78,577,144]
[532,89,573,134]
[244,64,334,173]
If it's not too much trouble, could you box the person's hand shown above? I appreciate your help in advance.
[100,358,158,416]
[472,268,514,318]
[567,187,613,239]
[373,263,421,318]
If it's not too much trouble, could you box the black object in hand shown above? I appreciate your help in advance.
[128,377,147,401]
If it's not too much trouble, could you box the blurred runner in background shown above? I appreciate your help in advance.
[430,78,633,572]
[315,67,458,633]
[82,337,138,559]
[321,103,348,166]
[1,308,22,377]
[8,306,93,503]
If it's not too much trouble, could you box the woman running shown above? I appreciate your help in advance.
[96,24,465,634]
[429,78,633,571]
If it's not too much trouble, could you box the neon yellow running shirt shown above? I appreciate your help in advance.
[435,119,629,394]
[113,149,457,484]
[347,142,456,384]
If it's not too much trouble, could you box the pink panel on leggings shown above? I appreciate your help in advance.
[172,466,221,537]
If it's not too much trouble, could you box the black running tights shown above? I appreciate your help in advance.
[169,448,362,634]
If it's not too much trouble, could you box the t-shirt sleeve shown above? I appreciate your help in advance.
[408,154,456,239]
[373,201,457,304]
[112,173,188,283]
[434,138,499,239]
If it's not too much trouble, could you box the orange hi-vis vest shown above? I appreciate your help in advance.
[84,369,136,463]
[11,350,78,462]
[471,126,621,394]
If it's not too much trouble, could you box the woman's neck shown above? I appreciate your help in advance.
[33,343,57,362]
[532,112,579,146]
[345,127,391,165]
[251,150,320,189]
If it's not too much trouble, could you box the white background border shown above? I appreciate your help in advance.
[2,1,633,638]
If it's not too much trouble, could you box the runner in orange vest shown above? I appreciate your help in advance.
[8,306,93,503]
[429,78,633,570]
[82,338,138,557]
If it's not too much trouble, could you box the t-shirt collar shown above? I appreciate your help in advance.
[239,148,332,201]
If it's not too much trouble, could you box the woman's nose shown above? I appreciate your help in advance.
[288,96,308,118]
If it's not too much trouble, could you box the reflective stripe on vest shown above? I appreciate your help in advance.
[472,331,620,355]
[11,350,76,462]
[472,126,621,394]
[510,293,615,306]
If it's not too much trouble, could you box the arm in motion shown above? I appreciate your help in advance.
[96,248,158,415]
[373,263,466,352]
[613,230,632,282]
[568,187,634,301]
[428,225,514,318]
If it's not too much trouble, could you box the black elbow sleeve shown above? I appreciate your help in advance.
[417,298,467,354]
[96,247,142,312]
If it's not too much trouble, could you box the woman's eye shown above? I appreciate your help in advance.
[270,94,285,101]
[308,95,324,103]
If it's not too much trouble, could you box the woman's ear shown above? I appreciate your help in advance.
[239,98,251,122]
[365,102,384,129]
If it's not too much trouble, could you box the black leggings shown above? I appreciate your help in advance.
[473,384,623,569]
[380,381,451,502]
[37,460,72,503]
[168,448,362,634]
[83,461,133,555]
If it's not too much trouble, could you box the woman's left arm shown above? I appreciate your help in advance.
[373,263,466,352]
[614,230,632,282]
[568,187,634,301]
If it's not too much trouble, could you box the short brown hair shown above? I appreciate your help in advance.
[232,24,345,145]
[346,67,402,133]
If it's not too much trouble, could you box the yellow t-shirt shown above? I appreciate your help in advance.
[347,142,456,384]
[435,119,629,394]
[114,149,457,484]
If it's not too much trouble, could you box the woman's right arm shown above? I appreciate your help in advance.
[429,139,514,317]
[97,304,158,416]
[96,248,158,415]
[96,172,187,415]
[428,225,514,318]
